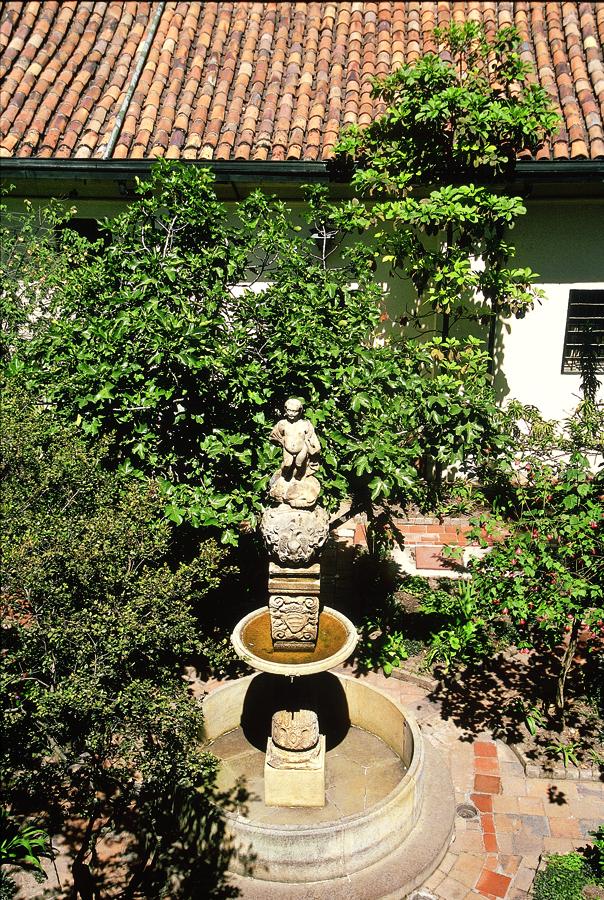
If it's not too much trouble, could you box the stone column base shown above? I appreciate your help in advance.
[264,735,326,807]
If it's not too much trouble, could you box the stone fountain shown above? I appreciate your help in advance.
[202,399,455,898]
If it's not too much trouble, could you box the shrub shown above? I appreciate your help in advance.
[423,450,603,722]
[0,379,233,894]
[533,837,604,900]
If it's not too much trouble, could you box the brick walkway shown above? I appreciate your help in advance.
[344,667,604,900]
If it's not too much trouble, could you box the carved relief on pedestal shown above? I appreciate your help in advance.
[266,709,323,771]
[261,504,329,566]
[272,709,319,751]
[269,595,319,649]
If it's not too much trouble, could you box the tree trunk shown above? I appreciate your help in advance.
[442,223,453,340]
[555,617,581,727]
[122,845,155,900]
[70,804,101,900]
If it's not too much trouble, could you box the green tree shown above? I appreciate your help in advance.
[0,191,92,362]
[423,450,603,724]
[0,380,237,895]
[7,161,512,538]
[334,22,559,367]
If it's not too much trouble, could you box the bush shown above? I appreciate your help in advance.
[423,449,603,721]
[0,380,233,893]
[533,841,604,900]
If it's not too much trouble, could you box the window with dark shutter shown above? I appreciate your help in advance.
[561,289,604,375]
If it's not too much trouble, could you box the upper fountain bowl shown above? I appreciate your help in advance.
[231,606,358,676]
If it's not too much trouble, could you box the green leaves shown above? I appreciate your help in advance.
[7,161,511,532]
[0,809,52,873]
[1,384,228,876]
[425,447,603,717]
[334,22,559,362]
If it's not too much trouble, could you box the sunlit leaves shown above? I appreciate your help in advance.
[333,22,559,350]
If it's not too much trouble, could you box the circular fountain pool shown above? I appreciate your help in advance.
[202,671,453,896]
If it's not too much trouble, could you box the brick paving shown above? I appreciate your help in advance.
[346,667,604,900]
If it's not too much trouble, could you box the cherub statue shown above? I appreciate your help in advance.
[269,398,321,508]
[270,398,320,480]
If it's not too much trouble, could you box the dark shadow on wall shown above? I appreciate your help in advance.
[493,316,512,404]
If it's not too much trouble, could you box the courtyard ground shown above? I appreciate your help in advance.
[10,664,603,899]
[346,666,604,900]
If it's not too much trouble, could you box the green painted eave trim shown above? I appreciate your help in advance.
[514,159,604,181]
[1,157,603,184]
[0,158,330,183]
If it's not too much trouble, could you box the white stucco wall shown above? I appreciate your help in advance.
[495,199,604,420]
[498,281,602,420]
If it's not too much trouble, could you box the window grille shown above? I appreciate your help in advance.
[561,289,604,374]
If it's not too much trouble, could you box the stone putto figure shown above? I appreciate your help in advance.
[261,397,329,568]
[268,398,321,509]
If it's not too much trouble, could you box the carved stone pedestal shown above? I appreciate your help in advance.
[268,562,320,651]
[265,710,326,808]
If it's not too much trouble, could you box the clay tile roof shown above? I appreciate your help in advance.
[1,1,603,162]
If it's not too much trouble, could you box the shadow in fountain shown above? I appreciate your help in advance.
[240,672,350,752]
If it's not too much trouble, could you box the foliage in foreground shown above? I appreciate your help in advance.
[422,449,603,721]
[533,825,604,900]
[0,381,239,895]
[334,22,559,362]
[6,162,512,542]
[0,808,53,895]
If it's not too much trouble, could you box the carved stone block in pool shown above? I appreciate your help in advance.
[265,734,326,807]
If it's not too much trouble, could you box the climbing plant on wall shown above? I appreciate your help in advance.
[334,22,560,369]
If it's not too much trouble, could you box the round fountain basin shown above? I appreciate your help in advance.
[202,672,426,885]
[231,606,358,676]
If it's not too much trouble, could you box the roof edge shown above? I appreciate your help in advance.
[1,157,602,186]
[0,158,330,183]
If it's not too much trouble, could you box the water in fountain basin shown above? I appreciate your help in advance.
[240,609,350,666]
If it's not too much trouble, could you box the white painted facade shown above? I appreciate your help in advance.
[495,199,604,419]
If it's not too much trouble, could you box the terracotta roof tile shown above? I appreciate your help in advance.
[1,2,603,161]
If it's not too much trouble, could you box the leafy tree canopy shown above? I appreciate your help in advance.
[7,162,512,541]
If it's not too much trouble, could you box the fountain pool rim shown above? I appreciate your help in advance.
[231,605,359,676]
[202,672,429,884]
